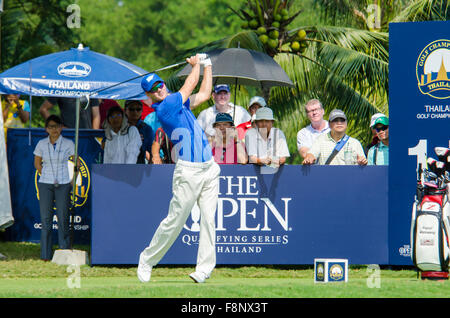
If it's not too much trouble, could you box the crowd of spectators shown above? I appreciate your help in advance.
[1,87,389,166]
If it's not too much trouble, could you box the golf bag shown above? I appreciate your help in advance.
[410,147,450,273]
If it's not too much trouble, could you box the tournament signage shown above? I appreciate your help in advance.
[6,128,104,244]
[91,164,388,265]
[389,21,450,265]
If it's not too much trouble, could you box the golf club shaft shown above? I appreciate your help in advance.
[87,60,188,97]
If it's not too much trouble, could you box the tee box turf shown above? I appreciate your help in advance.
[314,258,348,283]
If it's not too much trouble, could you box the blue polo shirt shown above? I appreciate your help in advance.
[367,142,389,165]
[152,92,212,163]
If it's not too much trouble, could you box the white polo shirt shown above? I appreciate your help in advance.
[297,121,330,151]
[197,104,251,137]
[245,127,290,159]
[308,132,366,165]
[34,135,75,184]
[103,126,142,164]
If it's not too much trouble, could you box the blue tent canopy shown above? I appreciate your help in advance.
[0,45,148,100]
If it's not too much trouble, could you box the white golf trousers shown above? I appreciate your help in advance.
[141,158,220,277]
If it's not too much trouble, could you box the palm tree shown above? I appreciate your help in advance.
[167,0,448,163]
[1,0,78,127]
[1,0,76,72]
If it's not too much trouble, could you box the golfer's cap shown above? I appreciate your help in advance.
[213,113,234,126]
[372,116,389,128]
[329,109,347,122]
[141,73,163,92]
[248,96,266,108]
[255,107,275,121]
[370,113,386,128]
[214,84,230,93]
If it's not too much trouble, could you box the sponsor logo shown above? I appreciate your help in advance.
[420,238,435,246]
[416,39,450,99]
[57,61,91,78]
[399,244,411,257]
[35,156,90,207]
[329,264,344,281]
[316,263,325,281]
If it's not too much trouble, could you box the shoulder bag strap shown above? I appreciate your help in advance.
[325,135,349,165]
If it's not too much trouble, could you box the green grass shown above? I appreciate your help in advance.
[1,242,449,298]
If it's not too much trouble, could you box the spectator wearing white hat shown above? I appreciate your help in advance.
[303,109,367,165]
[196,84,251,137]
[236,96,266,142]
[367,115,389,165]
[296,99,330,159]
[245,107,290,167]
[365,112,385,155]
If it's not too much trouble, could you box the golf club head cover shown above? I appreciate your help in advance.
[427,157,437,174]
[434,147,450,171]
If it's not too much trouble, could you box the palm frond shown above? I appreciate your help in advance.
[391,0,450,22]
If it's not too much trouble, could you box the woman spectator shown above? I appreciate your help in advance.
[210,112,248,164]
[33,115,74,260]
[102,106,142,164]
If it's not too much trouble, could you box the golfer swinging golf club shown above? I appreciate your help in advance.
[137,54,220,283]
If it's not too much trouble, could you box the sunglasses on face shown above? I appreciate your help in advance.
[47,124,61,130]
[375,125,388,132]
[149,81,164,93]
[109,113,123,119]
[128,108,142,112]
[331,118,346,123]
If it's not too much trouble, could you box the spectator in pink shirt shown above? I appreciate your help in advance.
[210,113,247,164]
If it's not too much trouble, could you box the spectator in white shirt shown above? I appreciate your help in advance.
[102,106,142,164]
[302,109,367,165]
[297,99,330,159]
[33,115,76,260]
[196,84,251,137]
[245,107,290,167]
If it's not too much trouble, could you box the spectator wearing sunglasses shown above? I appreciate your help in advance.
[124,100,153,164]
[303,109,367,165]
[367,115,389,165]
[137,54,220,284]
[364,113,385,155]
[102,106,142,164]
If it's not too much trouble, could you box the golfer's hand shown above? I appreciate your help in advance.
[302,153,316,165]
[197,53,212,67]
[186,55,200,66]
[357,154,368,166]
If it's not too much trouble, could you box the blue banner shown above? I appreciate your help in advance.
[6,128,104,245]
[389,21,450,265]
[91,164,388,265]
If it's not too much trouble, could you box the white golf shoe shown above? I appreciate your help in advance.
[137,254,152,283]
[189,271,208,283]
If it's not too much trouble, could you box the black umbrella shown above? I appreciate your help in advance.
[177,48,294,119]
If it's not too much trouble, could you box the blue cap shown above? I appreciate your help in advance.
[213,112,234,126]
[141,73,163,92]
[214,84,230,93]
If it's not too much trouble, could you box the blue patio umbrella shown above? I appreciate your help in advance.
[0,44,149,100]
[0,44,152,249]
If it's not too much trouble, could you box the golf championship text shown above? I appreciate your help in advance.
[182,175,291,254]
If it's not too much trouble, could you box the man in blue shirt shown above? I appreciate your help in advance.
[137,54,220,284]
